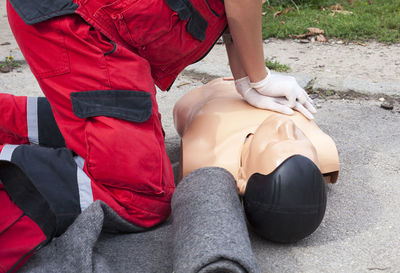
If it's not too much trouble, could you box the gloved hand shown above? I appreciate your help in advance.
[235,76,315,120]
[249,67,316,116]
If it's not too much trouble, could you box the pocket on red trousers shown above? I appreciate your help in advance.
[7,2,71,79]
[71,89,165,196]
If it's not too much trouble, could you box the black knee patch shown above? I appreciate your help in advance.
[2,145,81,236]
[243,155,326,243]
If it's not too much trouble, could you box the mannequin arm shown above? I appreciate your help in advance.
[224,0,267,82]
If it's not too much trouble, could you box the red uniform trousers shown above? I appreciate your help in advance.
[2,0,226,271]
[7,0,176,228]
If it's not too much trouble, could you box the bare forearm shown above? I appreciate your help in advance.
[224,0,267,82]
[224,31,247,79]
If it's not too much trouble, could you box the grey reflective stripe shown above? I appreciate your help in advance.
[0,144,18,161]
[74,156,93,211]
[27,97,39,144]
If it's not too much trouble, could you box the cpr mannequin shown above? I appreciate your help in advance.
[173,78,339,243]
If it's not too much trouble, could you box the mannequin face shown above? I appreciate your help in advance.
[237,114,320,195]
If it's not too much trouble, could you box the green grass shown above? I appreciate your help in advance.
[0,56,20,71]
[265,58,291,72]
[262,0,400,43]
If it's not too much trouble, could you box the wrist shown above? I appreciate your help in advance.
[235,76,251,97]
[249,67,271,89]
[248,67,269,83]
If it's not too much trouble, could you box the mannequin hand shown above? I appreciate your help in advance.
[235,77,315,120]
[249,68,316,115]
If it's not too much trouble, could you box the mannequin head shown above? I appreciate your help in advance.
[236,114,320,194]
[238,115,326,243]
[243,155,326,243]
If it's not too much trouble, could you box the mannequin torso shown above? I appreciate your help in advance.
[174,78,339,194]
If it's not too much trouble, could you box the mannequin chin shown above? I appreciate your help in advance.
[243,155,326,243]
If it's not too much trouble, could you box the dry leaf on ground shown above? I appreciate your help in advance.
[273,11,282,18]
[291,33,309,38]
[291,28,326,43]
[307,27,324,35]
[316,34,327,42]
[291,28,323,38]
[331,10,353,16]
[331,4,344,11]
[283,8,291,14]
[273,7,291,18]
[330,3,353,16]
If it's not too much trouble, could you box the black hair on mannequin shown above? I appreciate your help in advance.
[243,155,326,243]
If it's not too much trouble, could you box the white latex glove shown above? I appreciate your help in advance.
[235,76,315,120]
[249,67,316,115]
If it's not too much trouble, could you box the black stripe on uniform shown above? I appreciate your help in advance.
[37,97,65,148]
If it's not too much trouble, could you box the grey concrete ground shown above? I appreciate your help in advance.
[185,42,400,99]
[1,0,400,272]
[2,65,400,273]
